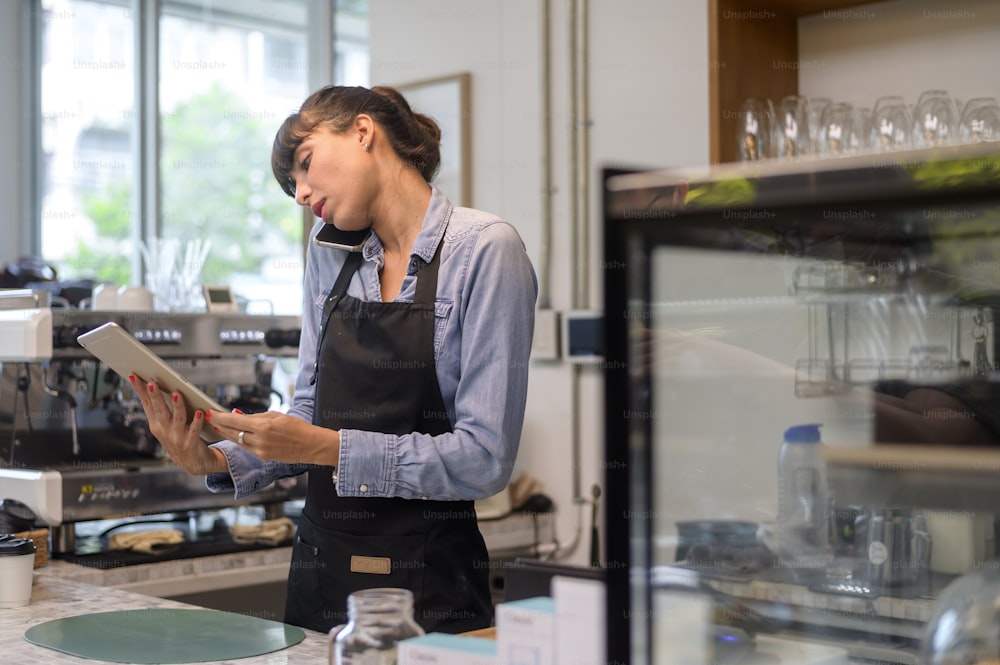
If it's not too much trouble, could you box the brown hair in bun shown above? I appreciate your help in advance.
[271,85,442,197]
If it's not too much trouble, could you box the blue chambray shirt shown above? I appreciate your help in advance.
[206,186,537,501]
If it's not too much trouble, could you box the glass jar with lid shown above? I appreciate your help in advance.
[328,587,424,665]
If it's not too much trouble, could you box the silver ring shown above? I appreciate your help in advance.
[237,431,246,446]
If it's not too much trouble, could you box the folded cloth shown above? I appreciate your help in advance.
[230,517,295,546]
[109,529,184,555]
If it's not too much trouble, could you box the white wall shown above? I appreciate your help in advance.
[798,0,1000,110]
[0,1,25,263]
[370,0,709,565]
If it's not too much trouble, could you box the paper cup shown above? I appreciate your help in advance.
[0,535,36,608]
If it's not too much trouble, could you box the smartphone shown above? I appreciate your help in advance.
[313,224,370,252]
[76,322,225,443]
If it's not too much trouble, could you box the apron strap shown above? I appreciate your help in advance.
[414,240,443,305]
[310,252,364,385]
[330,251,364,302]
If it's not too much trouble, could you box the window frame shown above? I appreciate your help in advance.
[25,0,344,286]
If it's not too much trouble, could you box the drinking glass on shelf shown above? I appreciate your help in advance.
[852,107,874,153]
[959,97,1000,144]
[912,89,960,147]
[775,95,812,160]
[818,102,856,156]
[872,95,906,117]
[737,97,775,161]
[807,97,832,154]
[871,99,913,152]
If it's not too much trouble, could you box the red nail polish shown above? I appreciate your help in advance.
[172,393,179,403]
[147,382,155,392]
[204,411,211,421]
[233,408,244,415]
[128,374,135,384]
[213,427,220,433]
[195,411,203,420]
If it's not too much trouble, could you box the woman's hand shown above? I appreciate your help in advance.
[129,374,227,476]
[206,410,341,467]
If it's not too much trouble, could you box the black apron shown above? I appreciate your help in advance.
[284,230,493,634]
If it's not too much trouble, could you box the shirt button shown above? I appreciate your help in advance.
[359,484,369,492]
[409,257,419,272]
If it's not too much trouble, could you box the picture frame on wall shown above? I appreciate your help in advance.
[397,72,472,207]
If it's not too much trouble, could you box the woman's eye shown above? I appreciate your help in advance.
[300,156,311,171]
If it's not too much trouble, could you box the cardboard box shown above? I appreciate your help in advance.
[496,596,555,665]
[398,632,497,665]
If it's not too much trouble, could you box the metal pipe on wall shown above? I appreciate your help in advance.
[537,0,553,309]
[578,0,590,309]
[556,0,593,563]
[568,0,591,312]
[568,0,580,310]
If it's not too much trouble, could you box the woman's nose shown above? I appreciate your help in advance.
[294,179,311,206]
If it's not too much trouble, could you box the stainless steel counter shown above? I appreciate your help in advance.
[40,546,295,597]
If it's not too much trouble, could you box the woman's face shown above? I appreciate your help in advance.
[290,125,375,231]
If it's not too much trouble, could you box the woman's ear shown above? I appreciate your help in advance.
[354,114,374,150]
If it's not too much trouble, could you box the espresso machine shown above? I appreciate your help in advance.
[0,296,306,557]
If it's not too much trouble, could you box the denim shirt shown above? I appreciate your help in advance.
[206,187,537,501]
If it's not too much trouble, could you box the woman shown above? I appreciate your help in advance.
[131,85,537,634]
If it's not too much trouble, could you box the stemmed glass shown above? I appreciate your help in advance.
[775,95,812,160]
[737,97,775,161]
[959,98,1000,144]
[912,89,960,147]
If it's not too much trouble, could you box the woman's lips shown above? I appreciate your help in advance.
[311,200,325,218]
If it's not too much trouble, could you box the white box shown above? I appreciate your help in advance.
[496,596,555,665]
[0,308,52,361]
[553,576,605,665]
[398,632,497,665]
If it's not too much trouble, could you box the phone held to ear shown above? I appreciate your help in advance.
[313,224,370,252]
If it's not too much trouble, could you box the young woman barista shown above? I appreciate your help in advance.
[131,85,537,634]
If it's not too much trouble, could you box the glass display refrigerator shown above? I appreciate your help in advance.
[602,143,1000,665]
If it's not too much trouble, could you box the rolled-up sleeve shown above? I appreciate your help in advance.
[205,440,313,500]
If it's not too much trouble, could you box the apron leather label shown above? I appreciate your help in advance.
[350,555,392,575]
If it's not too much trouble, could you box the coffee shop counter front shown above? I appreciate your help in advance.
[0,550,330,664]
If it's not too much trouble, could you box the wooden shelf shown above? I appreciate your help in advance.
[823,444,1000,511]
[709,0,889,164]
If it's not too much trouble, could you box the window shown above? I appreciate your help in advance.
[39,0,136,285]
[36,0,369,315]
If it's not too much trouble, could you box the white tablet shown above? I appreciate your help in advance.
[76,322,225,443]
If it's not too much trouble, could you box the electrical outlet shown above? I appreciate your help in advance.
[531,309,561,361]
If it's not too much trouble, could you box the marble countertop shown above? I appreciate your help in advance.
[0,575,329,664]
[0,511,550,663]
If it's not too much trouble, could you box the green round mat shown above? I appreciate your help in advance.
[24,608,307,663]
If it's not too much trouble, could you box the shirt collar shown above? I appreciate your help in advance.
[361,185,452,266]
